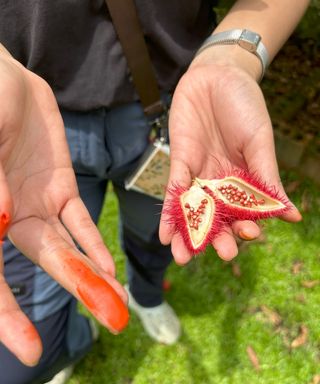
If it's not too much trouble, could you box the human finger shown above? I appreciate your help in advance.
[242,124,302,223]
[171,233,193,265]
[231,220,261,241]
[0,249,42,366]
[60,196,116,277]
[211,227,238,261]
[39,215,125,300]
[0,164,13,240]
[9,218,129,334]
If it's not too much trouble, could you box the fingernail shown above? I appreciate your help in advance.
[239,231,254,241]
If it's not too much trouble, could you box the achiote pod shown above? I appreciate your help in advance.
[164,169,290,254]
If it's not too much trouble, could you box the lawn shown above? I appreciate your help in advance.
[69,170,320,384]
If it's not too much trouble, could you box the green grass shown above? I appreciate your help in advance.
[69,171,320,384]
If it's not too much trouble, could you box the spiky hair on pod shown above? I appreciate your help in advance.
[163,182,224,254]
[163,168,291,255]
[195,168,291,222]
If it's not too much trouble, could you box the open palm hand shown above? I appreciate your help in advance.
[0,55,128,366]
[160,53,301,264]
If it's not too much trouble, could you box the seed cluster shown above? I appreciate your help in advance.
[218,184,265,208]
[184,199,208,230]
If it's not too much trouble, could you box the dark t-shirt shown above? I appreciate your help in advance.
[0,0,216,111]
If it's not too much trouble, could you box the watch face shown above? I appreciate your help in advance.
[239,29,261,52]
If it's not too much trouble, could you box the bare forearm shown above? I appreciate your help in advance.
[192,0,310,81]
[215,0,310,61]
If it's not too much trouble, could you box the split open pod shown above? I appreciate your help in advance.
[164,169,290,254]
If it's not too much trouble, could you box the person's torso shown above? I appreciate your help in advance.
[0,0,216,110]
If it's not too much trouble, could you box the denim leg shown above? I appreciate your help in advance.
[102,100,173,308]
[114,184,173,307]
[0,299,93,384]
[75,175,107,224]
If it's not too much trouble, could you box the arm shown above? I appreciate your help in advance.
[160,0,308,264]
[0,45,129,365]
[214,0,310,75]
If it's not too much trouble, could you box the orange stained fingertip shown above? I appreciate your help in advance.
[17,323,42,366]
[62,253,129,333]
[239,231,255,241]
[0,211,11,240]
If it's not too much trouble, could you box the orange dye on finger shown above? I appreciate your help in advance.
[77,273,129,333]
[23,323,40,342]
[13,323,42,366]
[61,253,129,333]
[239,231,254,241]
[0,212,10,240]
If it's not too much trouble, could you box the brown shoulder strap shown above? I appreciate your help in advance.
[105,0,164,116]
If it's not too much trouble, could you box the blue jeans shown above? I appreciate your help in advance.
[2,100,173,383]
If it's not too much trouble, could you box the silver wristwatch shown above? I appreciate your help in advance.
[196,29,269,80]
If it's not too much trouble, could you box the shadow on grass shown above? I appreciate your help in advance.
[71,243,259,384]
[165,244,259,380]
[72,318,155,384]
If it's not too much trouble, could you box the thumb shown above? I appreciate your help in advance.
[0,164,13,240]
[244,130,302,223]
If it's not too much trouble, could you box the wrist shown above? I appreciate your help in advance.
[190,44,263,82]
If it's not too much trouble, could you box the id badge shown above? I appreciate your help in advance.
[125,110,170,200]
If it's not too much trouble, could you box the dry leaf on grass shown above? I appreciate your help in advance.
[311,374,320,384]
[291,325,308,348]
[301,280,320,288]
[275,325,291,348]
[246,346,260,371]
[231,262,242,277]
[260,305,282,326]
[295,294,306,303]
[292,260,303,274]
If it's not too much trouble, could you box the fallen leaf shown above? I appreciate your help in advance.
[291,325,308,348]
[301,280,320,288]
[246,346,260,371]
[247,306,259,314]
[275,325,291,348]
[311,374,320,384]
[260,305,282,326]
[295,294,306,303]
[231,262,241,277]
[292,260,303,274]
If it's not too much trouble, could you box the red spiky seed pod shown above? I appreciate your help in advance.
[164,182,224,253]
[164,169,291,255]
[196,169,290,222]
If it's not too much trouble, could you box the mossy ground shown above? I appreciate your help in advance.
[69,170,320,384]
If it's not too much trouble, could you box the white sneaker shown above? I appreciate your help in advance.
[45,317,99,384]
[125,284,181,345]
[45,366,74,384]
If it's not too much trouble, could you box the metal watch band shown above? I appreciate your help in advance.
[196,29,269,81]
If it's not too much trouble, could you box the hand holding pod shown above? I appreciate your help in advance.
[164,169,291,254]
